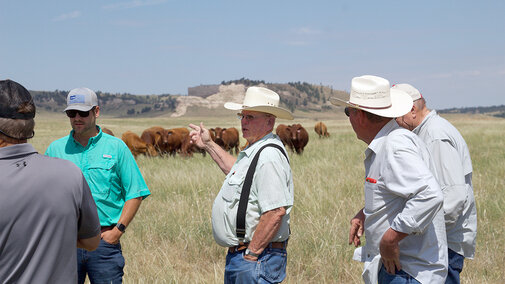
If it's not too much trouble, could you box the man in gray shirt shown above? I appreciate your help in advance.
[0,79,101,283]
[394,83,477,284]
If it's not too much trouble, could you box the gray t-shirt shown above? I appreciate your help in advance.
[0,144,100,283]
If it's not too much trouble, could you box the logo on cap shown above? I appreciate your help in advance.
[69,94,86,104]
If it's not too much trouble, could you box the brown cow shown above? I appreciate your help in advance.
[180,133,206,157]
[289,124,309,154]
[102,127,115,136]
[122,131,157,158]
[213,127,240,155]
[141,126,168,155]
[275,124,293,151]
[314,121,330,138]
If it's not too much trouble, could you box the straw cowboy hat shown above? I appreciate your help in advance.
[224,86,294,120]
[330,75,413,118]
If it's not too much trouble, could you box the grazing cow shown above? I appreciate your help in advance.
[213,127,240,154]
[180,133,206,157]
[276,124,293,152]
[164,128,186,157]
[102,127,115,136]
[122,131,157,158]
[314,121,330,138]
[141,126,168,155]
[289,124,309,154]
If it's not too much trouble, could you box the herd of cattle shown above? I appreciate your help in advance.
[102,121,330,159]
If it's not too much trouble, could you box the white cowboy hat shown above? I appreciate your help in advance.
[224,86,294,120]
[330,75,413,118]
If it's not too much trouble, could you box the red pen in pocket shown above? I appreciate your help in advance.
[366,177,377,183]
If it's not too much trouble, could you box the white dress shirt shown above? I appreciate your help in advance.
[414,110,477,258]
[354,120,448,284]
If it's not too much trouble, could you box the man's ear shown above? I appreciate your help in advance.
[410,105,417,119]
[94,106,100,118]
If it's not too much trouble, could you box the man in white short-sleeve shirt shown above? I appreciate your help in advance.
[189,86,294,283]
[394,83,477,284]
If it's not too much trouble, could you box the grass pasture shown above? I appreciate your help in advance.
[30,112,505,283]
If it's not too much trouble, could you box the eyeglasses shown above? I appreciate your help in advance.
[66,107,95,118]
[237,113,271,121]
[344,107,351,117]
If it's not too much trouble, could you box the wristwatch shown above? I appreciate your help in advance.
[244,248,260,258]
[116,223,126,233]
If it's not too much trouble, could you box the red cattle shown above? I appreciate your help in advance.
[289,124,309,154]
[275,124,293,152]
[102,127,115,136]
[314,121,330,138]
[122,131,157,158]
[180,133,206,157]
[213,127,240,155]
[141,126,168,155]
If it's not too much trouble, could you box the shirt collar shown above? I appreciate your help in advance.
[366,119,399,157]
[0,143,38,159]
[242,132,275,158]
[70,125,103,147]
[413,109,436,134]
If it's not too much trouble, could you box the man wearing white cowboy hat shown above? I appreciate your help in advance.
[189,86,294,283]
[393,83,477,284]
[331,75,448,283]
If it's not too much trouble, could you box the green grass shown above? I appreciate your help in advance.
[29,113,505,283]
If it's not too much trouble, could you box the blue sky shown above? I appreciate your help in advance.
[1,0,504,109]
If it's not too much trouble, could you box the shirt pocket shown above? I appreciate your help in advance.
[87,157,116,199]
[364,181,379,212]
[221,172,245,204]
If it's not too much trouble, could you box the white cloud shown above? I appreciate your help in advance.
[102,0,167,10]
[293,27,322,35]
[111,20,147,27]
[284,41,310,46]
[52,11,81,22]
[429,70,481,79]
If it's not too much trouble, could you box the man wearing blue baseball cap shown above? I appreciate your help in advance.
[46,87,150,283]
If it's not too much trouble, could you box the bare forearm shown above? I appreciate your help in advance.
[101,197,143,244]
[118,197,143,227]
[204,141,236,174]
[248,207,286,254]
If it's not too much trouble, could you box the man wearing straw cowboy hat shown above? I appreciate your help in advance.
[189,86,294,283]
[331,75,448,283]
[393,83,477,284]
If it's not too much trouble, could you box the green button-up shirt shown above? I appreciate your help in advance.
[45,126,150,226]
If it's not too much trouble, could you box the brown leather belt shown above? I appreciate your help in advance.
[228,241,287,253]
[101,225,115,233]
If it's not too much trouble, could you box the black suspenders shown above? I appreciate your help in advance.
[235,143,289,239]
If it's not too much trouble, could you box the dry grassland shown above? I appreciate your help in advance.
[30,111,505,283]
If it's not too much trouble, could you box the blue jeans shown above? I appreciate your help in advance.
[77,239,125,284]
[446,249,464,284]
[224,245,287,284]
[378,264,421,284]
